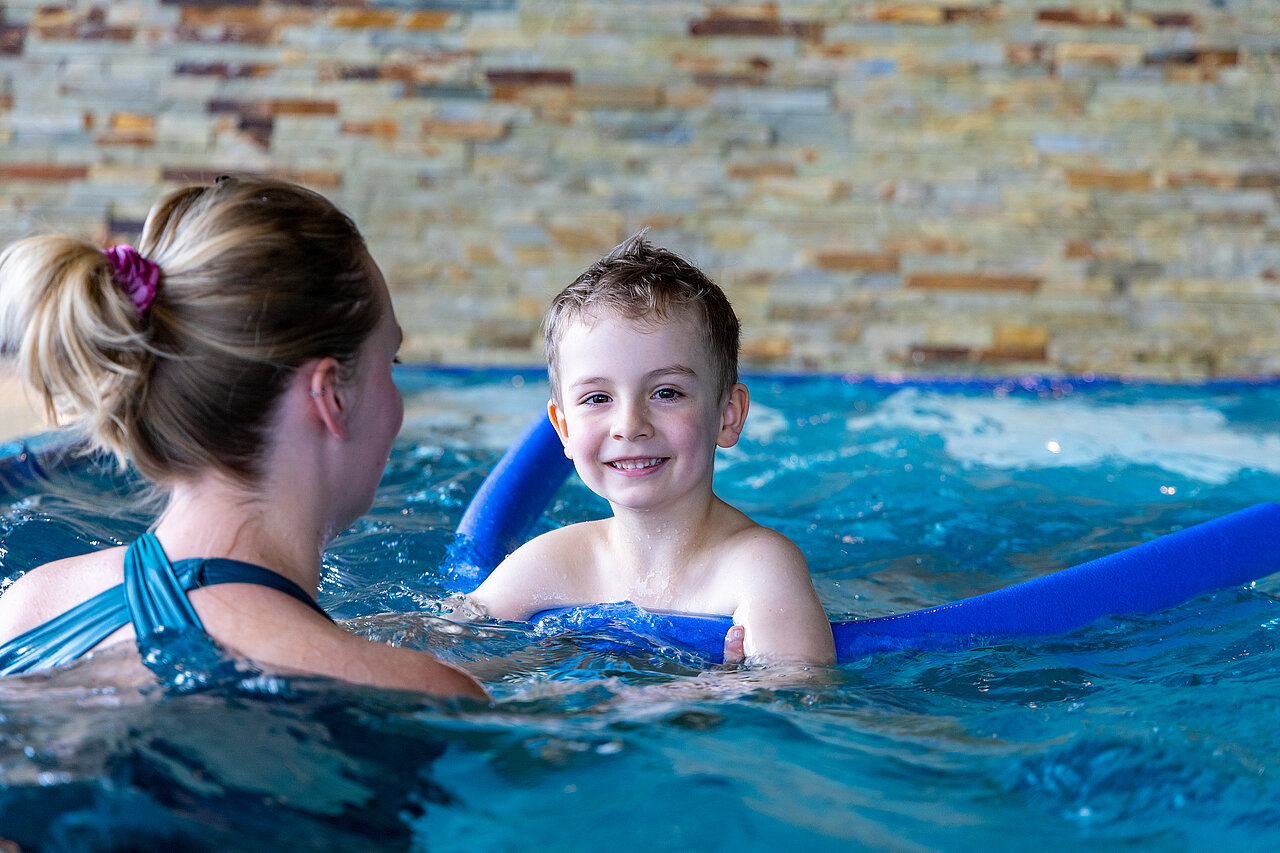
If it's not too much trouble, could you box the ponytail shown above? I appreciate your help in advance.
[0,236,155,467]
[0,175,380,488]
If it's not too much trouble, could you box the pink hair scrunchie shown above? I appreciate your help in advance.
[103,245,160,318]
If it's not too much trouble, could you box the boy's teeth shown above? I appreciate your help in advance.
[611,458,661,470]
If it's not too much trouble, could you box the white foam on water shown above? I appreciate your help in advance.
[849,388,1280,484]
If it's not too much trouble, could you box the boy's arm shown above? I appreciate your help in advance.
[731,531,835,666]
[466,525,587,622]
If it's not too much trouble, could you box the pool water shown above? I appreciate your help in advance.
[1,368,1279,851]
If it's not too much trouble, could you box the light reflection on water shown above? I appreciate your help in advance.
[2,370,1279,851]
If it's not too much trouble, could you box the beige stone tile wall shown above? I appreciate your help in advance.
[0,365,43,442]
[1,0,1278,433]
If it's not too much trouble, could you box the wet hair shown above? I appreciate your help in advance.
[544,230,740,403]
[0,174,381,488]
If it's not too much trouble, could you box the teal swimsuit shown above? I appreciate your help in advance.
[0,533,330,676]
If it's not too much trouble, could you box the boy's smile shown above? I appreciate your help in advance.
[607,457,666,473]
[548,309,747,515]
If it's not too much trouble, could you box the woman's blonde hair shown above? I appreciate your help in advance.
[0,175,380,487]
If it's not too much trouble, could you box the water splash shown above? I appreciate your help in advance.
[853,388,1280,484]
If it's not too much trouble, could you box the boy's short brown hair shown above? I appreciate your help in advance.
[544,230,741,403]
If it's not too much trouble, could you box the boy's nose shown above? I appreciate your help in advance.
[611,400,652,441]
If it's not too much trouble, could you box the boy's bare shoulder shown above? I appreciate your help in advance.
[720,522,808,573]
[506,519,604,565]
[691,517,812,606]
[467,519,607,621]
[714,520,835,665]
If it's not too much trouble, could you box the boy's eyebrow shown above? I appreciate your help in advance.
[565,375,609,391]
[647,365,698,381]
[565,364,699,390]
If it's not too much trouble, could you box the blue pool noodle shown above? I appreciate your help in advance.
[444,415,575,590]
[831,499,1280,658]
[449,414,1280,663]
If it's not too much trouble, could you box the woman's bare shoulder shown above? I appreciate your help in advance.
[23,546,128,580]
[199,591,489,700]
[289,614,489,699]
[0,547,128,640]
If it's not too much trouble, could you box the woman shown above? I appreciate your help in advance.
[0,175,487,700]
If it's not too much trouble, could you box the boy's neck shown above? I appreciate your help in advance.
[604,491,737,581]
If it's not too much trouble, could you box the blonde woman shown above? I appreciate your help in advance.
[0,175,486,701]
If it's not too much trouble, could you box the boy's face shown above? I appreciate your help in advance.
[548,310,748,515]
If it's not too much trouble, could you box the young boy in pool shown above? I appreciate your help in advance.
[468,233,835,666]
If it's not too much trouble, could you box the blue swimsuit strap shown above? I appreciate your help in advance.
[0,535,329,676]
[190,559,330,621]
[124,533,205,641]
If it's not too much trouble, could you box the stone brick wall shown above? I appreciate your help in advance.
[2,0,1278,378]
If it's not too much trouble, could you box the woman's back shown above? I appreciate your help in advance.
[0,531,486,699]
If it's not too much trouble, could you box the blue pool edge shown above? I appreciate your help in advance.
[398,362,1280,390]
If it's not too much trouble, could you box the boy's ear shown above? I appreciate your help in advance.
[309,357,348,440]
[547,398,573,459]
[716,383,749,448]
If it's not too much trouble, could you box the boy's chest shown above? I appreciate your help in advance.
[588,551,742,617]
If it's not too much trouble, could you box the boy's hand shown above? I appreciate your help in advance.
[722,625,745,666]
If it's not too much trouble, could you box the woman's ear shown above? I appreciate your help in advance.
[309,357,347,440]
[547,398,573,459]
[716,382,749,448]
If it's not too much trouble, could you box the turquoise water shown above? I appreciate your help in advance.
[1,369,1279,851]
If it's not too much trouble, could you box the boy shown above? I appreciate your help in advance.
[469,232,835,666]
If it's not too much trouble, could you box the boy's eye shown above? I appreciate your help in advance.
[583,393,611,405]
[653,387,682,400]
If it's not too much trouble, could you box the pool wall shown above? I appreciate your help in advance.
[0,0,1278,385]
